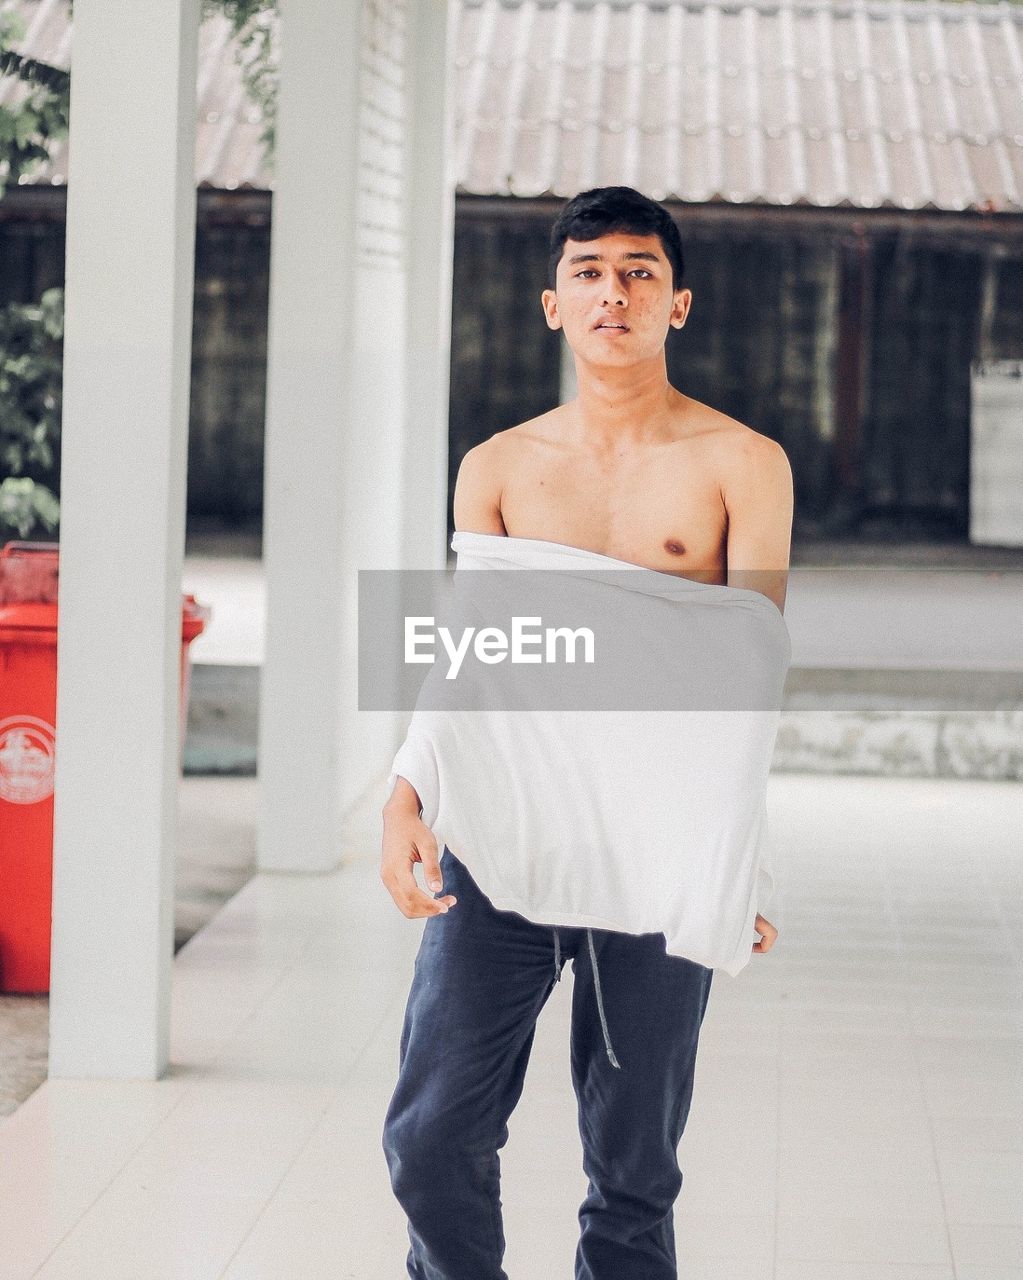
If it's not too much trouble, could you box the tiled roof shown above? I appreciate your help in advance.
[4,0,1023,211]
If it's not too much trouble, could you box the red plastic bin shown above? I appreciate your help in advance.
[0,541,209,993]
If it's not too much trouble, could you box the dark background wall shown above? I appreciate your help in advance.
[187,218,271,524]
[447,213,562,528]
[2,189,1022,543]
[448,202,1023,541]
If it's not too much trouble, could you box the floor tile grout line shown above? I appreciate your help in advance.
[25,869,350,1279]
[986,851,1023,975]
[27,1077,190,1280]
[212,983,413,1279]
[213,1088,339,1280]
[769,859,786,1280]
[896,856,962,1280]
[771,972,781,1280]
[198,869,363,1076]
[23,867,398,1279]
[909,1033,963,1279]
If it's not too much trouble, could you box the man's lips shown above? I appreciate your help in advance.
[594,320,629,331]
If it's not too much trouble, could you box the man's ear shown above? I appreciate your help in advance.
[541,288,562,331]
[669,288,692,329]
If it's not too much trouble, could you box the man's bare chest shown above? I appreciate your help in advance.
[498,451,728,579]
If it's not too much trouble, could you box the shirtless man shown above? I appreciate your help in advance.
[381,186,793,1279]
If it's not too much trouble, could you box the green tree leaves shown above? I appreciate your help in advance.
[203,0,278,155]
[0,288,64,539]
[0,9,71,197]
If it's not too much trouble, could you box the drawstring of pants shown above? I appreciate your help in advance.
[551,927,622,1071]
[587,929,622,1070]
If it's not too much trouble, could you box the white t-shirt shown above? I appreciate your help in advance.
[389,531,791,976]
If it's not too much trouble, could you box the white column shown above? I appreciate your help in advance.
[257,0,364,872]
[401,0,456,570]
[49,0,199,1078]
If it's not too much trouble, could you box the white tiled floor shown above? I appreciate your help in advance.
[0,773,1020,1279]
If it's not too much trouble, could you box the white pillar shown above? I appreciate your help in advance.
[260,0,455,870]
[257,0,364,872]
[401,0,456,570]
[49,0,200,1077]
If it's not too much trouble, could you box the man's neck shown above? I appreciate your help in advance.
[567,356,682,453]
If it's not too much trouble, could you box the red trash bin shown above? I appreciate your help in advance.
[179,593,211,758]
[0,541,210,993]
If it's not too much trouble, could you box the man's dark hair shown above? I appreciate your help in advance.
[547,186,686,292]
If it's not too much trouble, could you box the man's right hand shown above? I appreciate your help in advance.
[381,782,458,918]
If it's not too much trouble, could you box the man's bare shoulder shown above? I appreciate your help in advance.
[460,409,564,477]
[455,411,568,531]
[680,396,791,489]
[681,396,786,458]
[466,410,566,478]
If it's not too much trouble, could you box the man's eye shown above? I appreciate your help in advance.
[576,270,599,278]
[631,270,653,278]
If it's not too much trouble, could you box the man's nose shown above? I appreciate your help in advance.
[602,276,628,306]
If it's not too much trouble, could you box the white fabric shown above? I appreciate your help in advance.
[388,531,792,976]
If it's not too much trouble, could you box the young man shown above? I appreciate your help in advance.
[381,186,793,1279]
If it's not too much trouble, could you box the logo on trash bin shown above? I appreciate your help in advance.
[0,716,56,805]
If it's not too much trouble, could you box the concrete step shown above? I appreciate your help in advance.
[775,667,1022,780]
[184,663,259,774]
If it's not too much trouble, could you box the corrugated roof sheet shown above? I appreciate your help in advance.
[456,0,1023,210]
[4,0,1023,211]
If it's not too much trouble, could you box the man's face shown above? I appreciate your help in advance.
[541,231,691,367]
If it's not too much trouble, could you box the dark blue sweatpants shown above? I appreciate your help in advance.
[382,847,713,1280]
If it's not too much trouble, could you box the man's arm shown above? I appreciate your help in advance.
[721,432,791,957]
[381,441,506,918]
[721,433,794,614]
